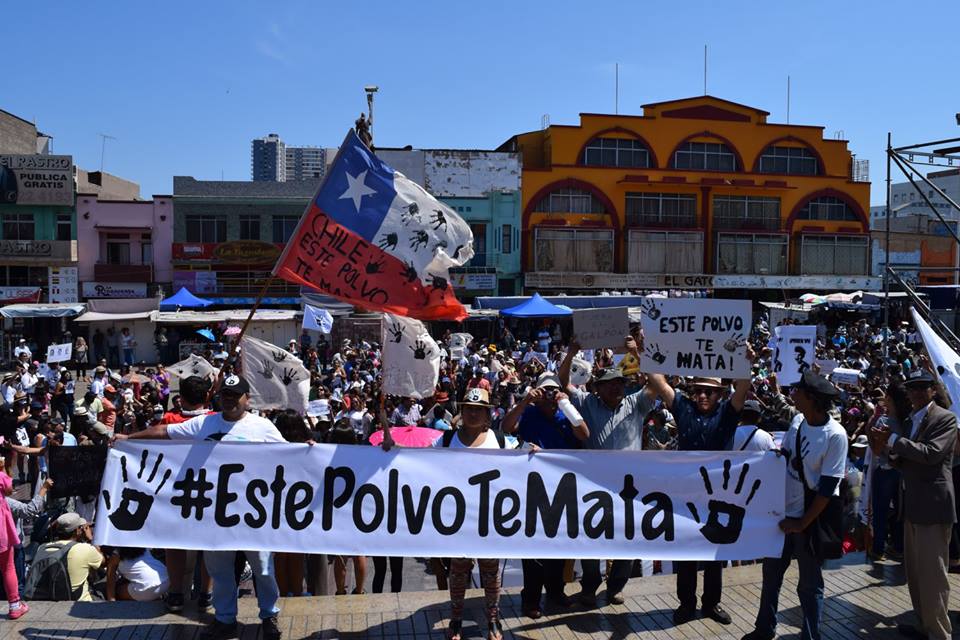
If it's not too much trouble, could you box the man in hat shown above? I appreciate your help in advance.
[116,374,285,640]
[502,371,588,617]
[1,372,19,405]
[729,399,776,452]
[647,359,753,626]
[20,363,38,395]
[72,405,112,444]
[743,370,847,640]
[90,366,107,398]
[870,369,957,640]
[558,335,656,606]
[26,513,103,602]
[13,338,30,361]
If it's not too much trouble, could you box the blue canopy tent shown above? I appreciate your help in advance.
[500,293,572,317]
[160,287,213,310]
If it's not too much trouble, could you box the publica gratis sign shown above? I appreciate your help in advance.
[0,155,74,206]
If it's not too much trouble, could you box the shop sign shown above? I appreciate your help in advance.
[48,266,78,303]
[82,282,148,298]
[524,272,882,291]
[0,155,74,206]
[0,239,53,257]
[0,287,41,303]
[212,241,280,265]
[450,272,497,291]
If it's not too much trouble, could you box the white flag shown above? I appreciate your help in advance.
[912,309,960,421]
[303,304,333,333]
[570,357,592,386]
[240,335,310,412]
[169,354,217,382]
[381,313,440,399]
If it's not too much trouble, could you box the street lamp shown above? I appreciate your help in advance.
[365,85,379,126]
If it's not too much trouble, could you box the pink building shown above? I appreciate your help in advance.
[75,194,174,299]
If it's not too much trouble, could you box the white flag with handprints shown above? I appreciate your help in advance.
[912,308,960,421]
[169,354,217,382]
[381,314,440,399]
[240,335,310,412]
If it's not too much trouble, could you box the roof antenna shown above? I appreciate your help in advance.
[98,133,117,172]
[703,45,708,95]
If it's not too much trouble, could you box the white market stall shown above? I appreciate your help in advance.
[73,298,161,364]
[152,309,303,358]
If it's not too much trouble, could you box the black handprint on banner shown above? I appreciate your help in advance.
[640,298,661,321]
[644,342,666,365]
[388,322,404,343]
[723,333,747,353]
[686,460,762,545]
[365,257,385,274]
[280,367,300,386]
[410,340,431,360]
[102,450,172,532]
[401,203,421,226]
[428,274,448,292]
[258,360,275,380]
[377,232,398,251]
[410,230,429,251]
[400,262,419,284]
[271,349,288,363]
[431,209,447,231]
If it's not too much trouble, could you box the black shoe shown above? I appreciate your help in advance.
[576,590,598,608]
[545,594,574,609]
[166,592,184,613]
[673,605,696,625]
[896,623,928,639]
[262,616,283,640]
[197,592,212,611]
[741,631,775,640]
[702,604,732,625]
[200,621,238,640]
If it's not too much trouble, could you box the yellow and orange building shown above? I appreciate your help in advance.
[499,96,877,294]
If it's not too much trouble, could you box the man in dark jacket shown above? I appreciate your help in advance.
[872,369,957,640]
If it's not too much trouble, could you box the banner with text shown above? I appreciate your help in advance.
[95,442,785,560]
[773,325,816,386]
[573,307,630,350]
[639,298,751,378]
[46,342,73,363]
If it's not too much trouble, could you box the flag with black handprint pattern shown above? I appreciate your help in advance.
[381,313,440,400]
[240,335,310,412]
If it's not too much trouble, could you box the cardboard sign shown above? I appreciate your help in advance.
[46,342,73,363]
[815,359,838,375]
[307,399,330,418]
[573,307,630,350]
[48,445,108,499]
[831,367,861,387]
[639,298,751,378]
[773,325,816,386]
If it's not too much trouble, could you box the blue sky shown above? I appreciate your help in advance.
[3,1,957,205]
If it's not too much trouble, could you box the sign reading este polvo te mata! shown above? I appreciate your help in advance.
[640,298,751,378]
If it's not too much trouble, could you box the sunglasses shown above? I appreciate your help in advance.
[693,388,720,396]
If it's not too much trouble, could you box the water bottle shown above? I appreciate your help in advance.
[557,397,583,424]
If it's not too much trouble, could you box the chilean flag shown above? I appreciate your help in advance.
[274,130,475,321]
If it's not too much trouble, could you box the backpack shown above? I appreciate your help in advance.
[24,541,83,601]
[442,429,506,448]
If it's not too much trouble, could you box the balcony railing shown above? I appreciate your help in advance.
[94,262,153,283]
[625,212,697,228]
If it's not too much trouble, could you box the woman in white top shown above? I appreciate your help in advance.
[106,547,170,602]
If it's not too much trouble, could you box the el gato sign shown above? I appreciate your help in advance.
[213,241,281,265]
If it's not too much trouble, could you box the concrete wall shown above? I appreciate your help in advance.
[75,195,174,283]
[425,150,521,197]
[76,169,141,200]
[0,110,39,154]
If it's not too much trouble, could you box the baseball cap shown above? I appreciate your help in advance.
[904,369,936,388]
[594,368,627,383]
[55,513,88,534]
[461,387,492,407]
[742,399,762,415]
[220,374,250,395]
[536,372,562,389]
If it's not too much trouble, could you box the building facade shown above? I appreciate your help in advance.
[252,134,286,182]
[286,146,325,181]
[500,96,874,293]
[172,176,320,304]
[75,194,174,299]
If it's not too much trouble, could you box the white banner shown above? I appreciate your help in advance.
[773,325,816,386]
[240,335,310,412]
[46,342,73,363]
[381,314,440,400]
[169,354,218,382]
[912,309,960,421]
[639,298,751,378]
[94,442,786,561]
[831,367,861,387]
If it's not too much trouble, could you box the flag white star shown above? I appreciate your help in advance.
[338,169,377,213]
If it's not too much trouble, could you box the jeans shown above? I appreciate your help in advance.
[675,560,722,610]
[204,550,280,623]
[872,466,903,555]
[580,559,632,596]
[754,532,824,640]
[122,348,134,366]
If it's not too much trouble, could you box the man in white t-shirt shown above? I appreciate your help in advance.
[728,400,776,452]
[116,374,284,640]
[744,371,847,640]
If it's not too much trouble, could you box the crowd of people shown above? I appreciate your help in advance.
[0,309,957,640]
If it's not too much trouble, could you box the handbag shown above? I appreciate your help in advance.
[794,423,844,560]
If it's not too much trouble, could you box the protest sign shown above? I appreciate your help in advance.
[49,445,107,499]
[381,314,440,399]
[95,441,785,561]
[46,342,72,363]
[573,307,629,350]
[815,359,838,375]
[831,367,861,387]
[639,298,751,378]
[773,325,816,386]
[307,399,330,418]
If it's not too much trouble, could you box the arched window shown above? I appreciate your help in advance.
[797,196,859,221]
[582,137,650,168]
[672,141,737,171]
[533,188,608,214]
[758,145,819,175]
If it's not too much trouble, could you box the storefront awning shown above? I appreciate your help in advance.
[152,309,301,324]
[75,311,154,322]
[0,303,86,318]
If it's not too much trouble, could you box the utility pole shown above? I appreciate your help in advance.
[98,133,117,172]
[883,131,892,355]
